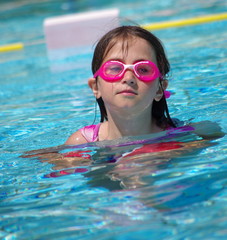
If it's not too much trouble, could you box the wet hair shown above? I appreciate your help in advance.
[92,25,176,129]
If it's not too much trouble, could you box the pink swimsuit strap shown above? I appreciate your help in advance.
[79,123,101,142]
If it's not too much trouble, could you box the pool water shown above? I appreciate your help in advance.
[0,0,227,239]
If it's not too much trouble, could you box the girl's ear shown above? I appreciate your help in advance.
[154,79,168,102]
[88,77,101,99]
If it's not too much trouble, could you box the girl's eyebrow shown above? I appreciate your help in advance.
[134,58,150,62]
[105,58,150,63]
[105,57,124,62]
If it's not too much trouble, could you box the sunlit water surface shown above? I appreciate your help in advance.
[0,0,227,239]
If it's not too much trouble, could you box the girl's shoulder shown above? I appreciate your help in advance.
[65,123,101,145]
[65,129,87,145]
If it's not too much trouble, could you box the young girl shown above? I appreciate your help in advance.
[65,25,178,145]
[24,25,223,174]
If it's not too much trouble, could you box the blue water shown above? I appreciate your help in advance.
[0,0,227,239]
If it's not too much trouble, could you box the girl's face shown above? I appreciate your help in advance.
[90,37,164,117]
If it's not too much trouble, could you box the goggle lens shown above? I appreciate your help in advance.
[103,61,124,79]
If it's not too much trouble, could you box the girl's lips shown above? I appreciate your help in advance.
[117,90,138,95]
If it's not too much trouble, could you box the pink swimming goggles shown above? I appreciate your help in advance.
[93,60,161,82]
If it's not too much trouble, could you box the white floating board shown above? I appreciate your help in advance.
[44,8,120,50]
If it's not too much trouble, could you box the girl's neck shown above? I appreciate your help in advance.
[99,109,162,141]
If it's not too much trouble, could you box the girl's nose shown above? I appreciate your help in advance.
[121,69,136,85]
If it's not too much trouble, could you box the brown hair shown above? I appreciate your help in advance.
[92,25,176,128]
